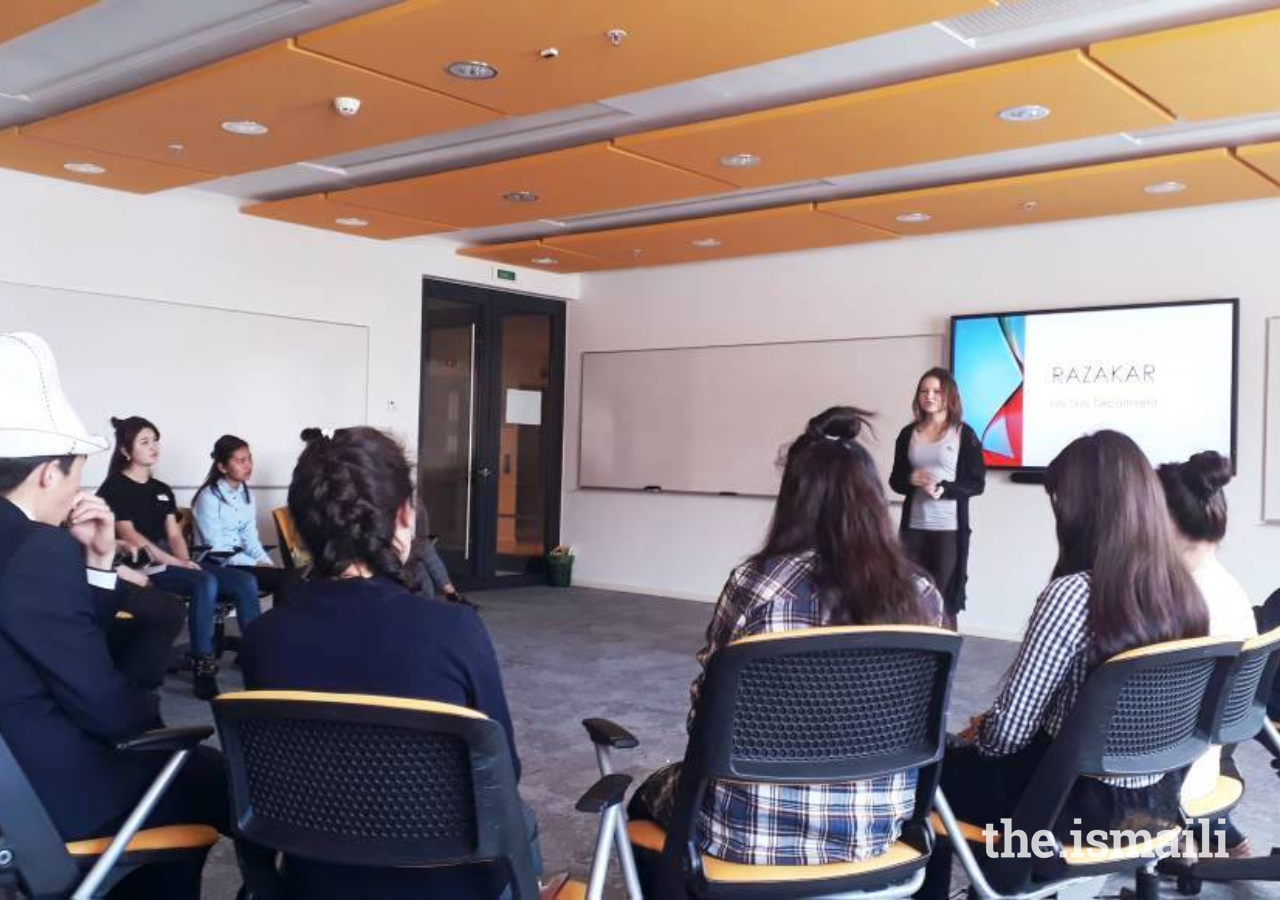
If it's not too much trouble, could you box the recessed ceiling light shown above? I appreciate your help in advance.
[896,212,932,224]
[63,162,105,175]
[503,190,539,203]
[1144,181,1187,195]
[334,217,369,228]
[691,238,722,248]
[447,60,498,80]
[221,120,269,136]
[531,256,559,266]
[719,153,761,168]
[998,104,1051,123]
[1021,200,1040,212]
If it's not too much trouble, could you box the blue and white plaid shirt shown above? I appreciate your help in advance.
[689,552,943,865]
[977,571,1159,789]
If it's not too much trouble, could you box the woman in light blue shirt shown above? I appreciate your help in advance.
[192,435,293,603]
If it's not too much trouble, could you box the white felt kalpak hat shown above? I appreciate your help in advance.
[0,332,109,457]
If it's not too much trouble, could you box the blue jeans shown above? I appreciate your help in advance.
[151,563,261,657]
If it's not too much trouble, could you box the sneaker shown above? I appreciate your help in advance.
[192,656,220,701]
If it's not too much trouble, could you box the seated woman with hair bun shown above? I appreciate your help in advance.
[1158,450,1256,858]
[238,427,538,900]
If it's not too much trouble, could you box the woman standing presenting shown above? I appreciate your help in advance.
[890,367,985,628]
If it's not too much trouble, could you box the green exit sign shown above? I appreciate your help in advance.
[496,268,517,282]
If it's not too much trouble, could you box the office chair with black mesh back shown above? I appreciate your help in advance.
[932,636,1240,900]
[585,625,962,899]
[213,691,626,900]
[0,725,218,899]
[1161,625,1280,894]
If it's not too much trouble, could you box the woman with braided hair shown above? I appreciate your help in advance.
[239,426,539,898]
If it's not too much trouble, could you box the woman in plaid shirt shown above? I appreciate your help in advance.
[920,431,1209,898]
[628,406,944,866]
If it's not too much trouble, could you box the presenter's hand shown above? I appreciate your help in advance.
[67,493,117,569]
[927,483,945,500]
[910,469,933,488]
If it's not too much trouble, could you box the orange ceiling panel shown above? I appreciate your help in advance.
[0,128,212,193]
[1236,140,1280,185]
[1091,9,1280,122]
[0,1,96,44]
[337,143,732,228]
[545,204,895,268]
[617,51,1172,189]
[458,241,618,274]
[241,194,452,240]
[24,41,499,176]
[821,149,1279,236]
[300,0,993,116]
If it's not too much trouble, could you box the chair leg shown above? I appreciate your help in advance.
[613,807,643,900]
[71,749,194,900]
[1133,864,1160,900]
[585,806,620,900]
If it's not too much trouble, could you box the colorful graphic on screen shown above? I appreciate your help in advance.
[950,301,1236,470]
[953,315,1026,467]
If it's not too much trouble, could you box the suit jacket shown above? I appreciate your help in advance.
[0,497,163,839]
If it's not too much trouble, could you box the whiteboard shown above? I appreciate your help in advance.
[579,335,944,496]
[0,280,368,488]
[1266,318,1280,522]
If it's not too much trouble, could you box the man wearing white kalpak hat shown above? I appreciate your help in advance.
[0,332,227,897]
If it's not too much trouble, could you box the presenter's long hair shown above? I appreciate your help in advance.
[1046,431,1208,666]
[911,367,964,428]
[194,434,250,505]
[107,415,159,475]
[1158,451,1232,544]
[289,426,422,591]
[751,406,934,626]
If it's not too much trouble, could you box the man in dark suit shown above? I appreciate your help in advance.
[0,332,226,898]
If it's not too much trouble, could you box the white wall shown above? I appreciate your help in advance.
[563,198,1280,640]
[0,167,578,539]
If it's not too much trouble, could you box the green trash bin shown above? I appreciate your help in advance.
[547,552,574,587]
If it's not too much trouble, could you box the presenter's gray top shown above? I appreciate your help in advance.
[908,426,959,531]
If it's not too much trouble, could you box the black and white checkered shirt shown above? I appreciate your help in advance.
[977,571,1159,789]
[684,552,944,864]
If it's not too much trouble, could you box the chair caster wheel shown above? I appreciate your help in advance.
[1176,874,1202,895]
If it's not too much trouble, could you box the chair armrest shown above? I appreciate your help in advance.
[583,718,638,750]
[116,726,214,753]
[575,773,633,814]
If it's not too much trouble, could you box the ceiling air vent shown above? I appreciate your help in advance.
[939,0,1168,46]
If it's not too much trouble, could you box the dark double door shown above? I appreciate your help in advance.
[418,279,565,589]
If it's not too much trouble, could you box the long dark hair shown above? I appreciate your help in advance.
[194,434,250,506]
[288,426,421,591]
[912,367,964,428]
[1045,431,1207,665]
[108,415,159,476]
[1158,451,1232,544]
[751,406,932,626]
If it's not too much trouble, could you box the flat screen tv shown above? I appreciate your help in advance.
[950,299,1238,471]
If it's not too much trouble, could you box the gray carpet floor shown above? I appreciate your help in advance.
[159,586,1279,898]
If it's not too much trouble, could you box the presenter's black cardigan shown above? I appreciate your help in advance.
[889,422,986,614]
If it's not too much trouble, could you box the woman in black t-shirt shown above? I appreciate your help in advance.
[98,416,260,700]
